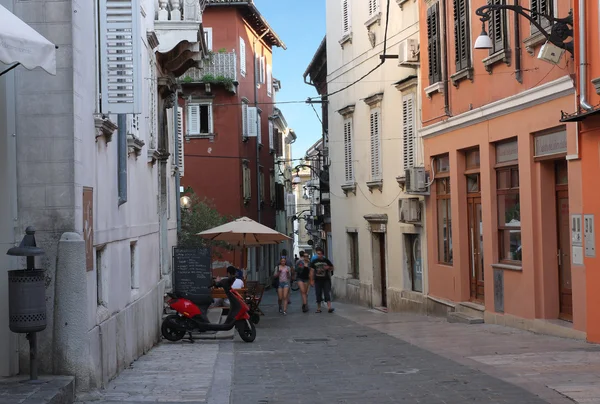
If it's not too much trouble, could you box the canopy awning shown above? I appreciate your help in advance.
[0,4,57,76]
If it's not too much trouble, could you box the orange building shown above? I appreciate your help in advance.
[419,0,586,337]
[562,0,600,342]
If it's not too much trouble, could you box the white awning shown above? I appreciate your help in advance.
[0,4,57,75]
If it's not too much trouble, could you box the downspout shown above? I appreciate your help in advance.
[514,0,522,83]
[117,114,127,206]
[254,29,270,224]
[441,0,451,116]
[174,89,181,233]
[579,0,593,111]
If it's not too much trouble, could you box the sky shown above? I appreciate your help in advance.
[253,0,326,160]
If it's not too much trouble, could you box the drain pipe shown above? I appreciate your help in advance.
[117,114,128,206]
[579,0,593,111]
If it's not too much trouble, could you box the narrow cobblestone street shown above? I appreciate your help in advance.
[76,289,600,404]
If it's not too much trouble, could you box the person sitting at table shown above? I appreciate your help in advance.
[211,266,244,308]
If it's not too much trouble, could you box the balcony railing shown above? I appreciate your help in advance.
[182,52,238,83]
[156,0,207,22]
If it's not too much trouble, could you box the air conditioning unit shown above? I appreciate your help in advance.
[398,38,419,66]
[399,198,421,224]
[405,167,428,193]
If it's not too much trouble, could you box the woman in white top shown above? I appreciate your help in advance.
[274,257,292,315]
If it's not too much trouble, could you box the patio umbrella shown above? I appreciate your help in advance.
[0,4,57,76]
[197,216,290,247]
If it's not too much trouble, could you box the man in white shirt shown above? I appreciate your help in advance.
[211,266,244,308]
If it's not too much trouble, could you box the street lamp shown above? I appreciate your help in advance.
[474,4,573,55]
[180,195,192,209]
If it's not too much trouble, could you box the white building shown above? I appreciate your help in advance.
[326,0,428,310]
[0,0,206,390]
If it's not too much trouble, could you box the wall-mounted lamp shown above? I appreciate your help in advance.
[180,195,192,209]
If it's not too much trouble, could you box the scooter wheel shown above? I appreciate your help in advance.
[161,315,186,342]
[238,320,256,343]
[250,312,260,324]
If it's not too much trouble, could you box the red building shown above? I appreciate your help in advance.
[178,0,285,277]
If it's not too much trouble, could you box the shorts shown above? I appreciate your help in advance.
[297,278,310,283]
[278,281,290,289]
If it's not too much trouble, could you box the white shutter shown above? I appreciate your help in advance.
[257,113,262,144]
[369,0,379,16]
[207,104,213,133]
[266,64,272,97]
[402,93,416,170]
[204,27,212,51]
[344,118,354,183]
[268,120,274,150]
[370,108,381,180]
[286,193,296,217]
[177,107,184,177]
[188,104,200,135]
[247,107,257,137]
[99,0,142,114]
[239,37,246,77]
[260,56,265,84]
[341,0,351,37]
[242,102,248,137]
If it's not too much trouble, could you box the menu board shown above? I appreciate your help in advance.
[172,247,212,297]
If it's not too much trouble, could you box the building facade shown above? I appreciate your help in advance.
[326,0,426,310]
[178,0,285,283]
[420,0,584,336]
[0,0,204,388]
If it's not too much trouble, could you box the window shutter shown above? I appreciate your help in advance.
[488,0,505,53]
[207,104,213,133]
[370,109,381,180]
[260,57,265,84]
[204,28,212,51]
[242,102,248,137]
[177,107,184,177]
[427,4,441,84]
[402,94,416,170]
[257,113,262,144]
[453,0,470,71]
[247,107,257,137]
[268,121,274,150]
[344,118,354,183]
[341,0,351,36]
[99,0,142,114]
[286,193,296,217]
[188,104,200,135]
[267,64,272,97]
[239,37,246,76]
[369,0,378,16]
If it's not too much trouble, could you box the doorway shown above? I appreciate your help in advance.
[373,232,387,307]
[468,197,484,302]
[405,234,423,292]
[555,160,572,320]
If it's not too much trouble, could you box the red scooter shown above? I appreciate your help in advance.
[161,278,256,343]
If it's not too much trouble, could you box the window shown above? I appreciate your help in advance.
[453,0,471,72]
[497,166,521,262]
[96,246,106,307]
[270,172,275,203]
[187,103,212,135]
[531,0,553,32]
[266,64,272,97]
[268,120,274,150]
[427,3,442,84]
[203,27,213,51]
[239,37,246,77]
[436,155,452,264]
[466,148,480,193]
[348,231,359,279]
[402,93,416,170]
[368,0,379,17]
[242,160,251,201]
[241,100,249,138]
[344,117,354,183]
[130,241,139,290]
[370,108,382,180]
[341,0,351,37]
[466,148,480,169]
[487,0,507,54]
[259,168,265,203]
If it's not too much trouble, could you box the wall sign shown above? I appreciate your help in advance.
[534,130,567,157]
[83,187,94,272]
[496,140,518,163]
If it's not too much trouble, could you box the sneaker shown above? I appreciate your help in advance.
[279,306,283,314]
[328,308,335,313]
[283,311,287,315]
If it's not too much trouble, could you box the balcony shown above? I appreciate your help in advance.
[154,0,208,54]
[180,52,238,92]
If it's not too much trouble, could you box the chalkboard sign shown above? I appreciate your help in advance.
[173,247,212,297]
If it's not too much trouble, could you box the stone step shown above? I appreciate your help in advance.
[447,311,484,324]
[455,301,485,319]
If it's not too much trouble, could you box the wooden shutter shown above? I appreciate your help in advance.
[267,64,272,96]
[402,93,415,170]
[239,37,246,76]
[247,107,257,137]
[453,0,470,71]
[488,0,505,53]
[242,102,248,137]
[99,0,142,114]
[341,0,351,36]
[177,107,184,177]
[344,118,354,183]
[370,109,381,180]
[268,120,274,150]
[187,104,200,135]
[427,4,441,84]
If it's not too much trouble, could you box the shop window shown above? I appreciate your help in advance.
[467,174,480,193]
[465,148,480,169]
[497,166,521,262]
[437,154,450,173]
[437,175,452,264]
[555,159,568,185]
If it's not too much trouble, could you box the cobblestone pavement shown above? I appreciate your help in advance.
[231,290,584,404]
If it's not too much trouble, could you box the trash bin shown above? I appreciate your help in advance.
[8,269,46,333]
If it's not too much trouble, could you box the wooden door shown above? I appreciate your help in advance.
[556,190,572,320]
[379,233,387,307]
[468,197,484,302]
